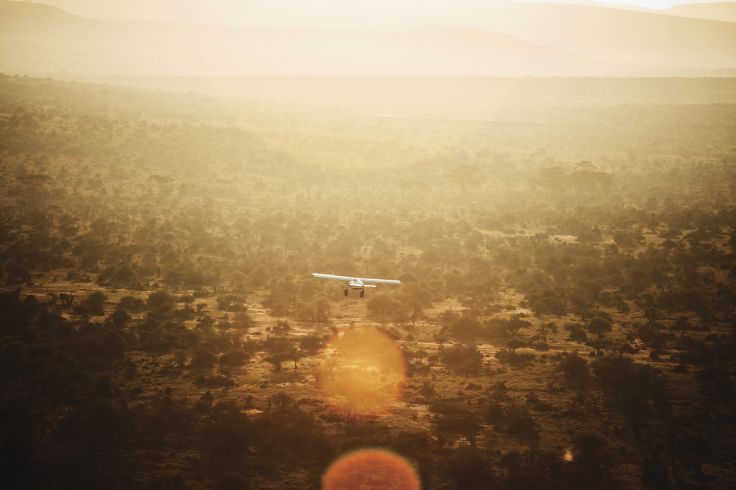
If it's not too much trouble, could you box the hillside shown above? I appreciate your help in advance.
[477,2,736,71]
[1,1,736,76]
[664,2,736,23]
[0,2,592,77]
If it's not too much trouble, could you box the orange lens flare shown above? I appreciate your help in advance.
[322,448,420,490]
[316,325,406,417]
[563,448,574,462]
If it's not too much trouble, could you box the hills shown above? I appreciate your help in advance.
[479,3,736,72]
[663,2,736,23]
[0,2,592,77]
[0,1,735,76]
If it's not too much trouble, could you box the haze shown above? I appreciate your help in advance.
[2,0,736,78]
[2,1,736,490]
[26,0,734,26]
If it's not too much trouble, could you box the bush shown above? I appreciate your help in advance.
[592,356,670,430]
[443,447,494,490]
[0,341,30,387]
[432,401,480,436]
[450,315,486,340]
[367,293,410,324]
[559,352,590,389]
[217,295,247,312]
[566,323,588,342]
[118,296,145,312]
[440,344,483,375]
[80,291,107,316]
[219,349,250,368]
[191,346,217,369]
[146,291,177,314]
[198,402,254,464]
[486,403,538,439]
[587,316,612,337]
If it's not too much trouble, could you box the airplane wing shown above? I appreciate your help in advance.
[312,273,356,282]
[360,277,401,285]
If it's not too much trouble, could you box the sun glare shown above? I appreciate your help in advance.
[563,448,574,462]
[316,325,406,417]
[322,448,421,490]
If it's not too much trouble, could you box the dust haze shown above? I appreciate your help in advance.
[1,1,736,489]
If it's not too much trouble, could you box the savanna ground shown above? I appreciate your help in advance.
[1,74,736,489]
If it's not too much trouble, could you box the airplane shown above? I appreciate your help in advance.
[312,273,401,298]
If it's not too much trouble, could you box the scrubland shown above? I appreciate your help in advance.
[1,74,735,489]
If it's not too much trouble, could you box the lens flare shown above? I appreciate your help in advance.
[563,448,574,462]
[316,325,406,417]
[323,448,420,490]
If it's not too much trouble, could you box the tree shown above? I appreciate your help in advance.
[505,316,531,337]
[199,401,254,464]
[272,319,291,335]
[81,291,107,316]
[504,404,538,439]
[532,296,567,317]
[559,352,590,389]
[572,432,613,482]
[439,309,460,328]
[672,316,692,339]
[263,337,294,372]
[366,294,409,324]
[298,295,332,323]
[444,447,494,490]
[191,346,216,369]
[440,344,483,375]
[641,453,672,490]
[146,291,176,314]
[299,335,323,355]
[506,337,527,354]
[232,310,253,329]
[217,294,247,312]
[219,349,250,369]
[406,298,424,325]
[566,323,588,342]
[118,296,145,313]
[451,315,485,340]
[109,307,131,327]
[592,356,670,432]
[587,317,612,338]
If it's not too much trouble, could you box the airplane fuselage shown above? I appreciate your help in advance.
[348,279,376,289]
[312,273,400,298]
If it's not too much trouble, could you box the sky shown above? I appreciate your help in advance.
[27,0,732,27]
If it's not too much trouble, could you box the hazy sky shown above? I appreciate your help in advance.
[31,0,730,27]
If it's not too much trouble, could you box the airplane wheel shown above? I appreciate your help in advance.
[360,290,365,298]
[344,289,349,297]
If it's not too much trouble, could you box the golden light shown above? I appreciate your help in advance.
[316,325,406,417]
[323,448,420,490]
[563,448,574,462]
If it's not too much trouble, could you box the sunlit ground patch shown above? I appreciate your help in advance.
[322,448,420,490]
[316,325,405,417]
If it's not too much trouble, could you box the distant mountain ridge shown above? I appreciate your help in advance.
[663,2,736,23]
[476,3,736,71]
[1,1,735,76]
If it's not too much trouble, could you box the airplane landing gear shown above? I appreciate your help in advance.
[344,289,349,297]
[360,290,365,298]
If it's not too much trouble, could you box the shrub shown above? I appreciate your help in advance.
[443,448,494,490]
[191,346,217,369]
[559,352,590,389]
[146,291,177,314]
[440,344,483,375]
[592,356,670,430]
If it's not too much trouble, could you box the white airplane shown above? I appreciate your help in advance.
[312,273,401,297]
